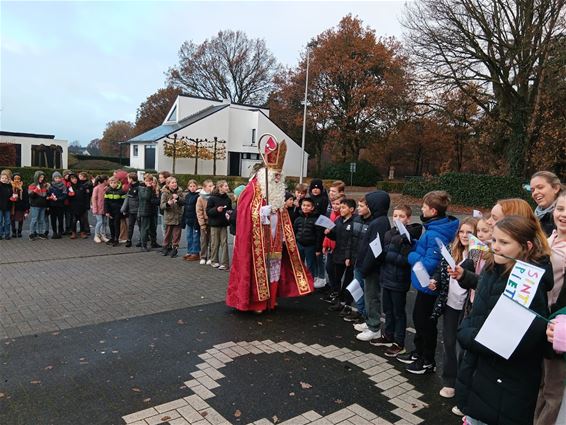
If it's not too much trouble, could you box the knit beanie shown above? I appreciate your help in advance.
[285,191,295,201]
[309,178,323,191]
[52,171,62,180]
[233,185,246,198]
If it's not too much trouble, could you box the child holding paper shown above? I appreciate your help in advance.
[429,217,477,403]
[324,199,356,307]
[400,190,459,374]
[375,205,422,357]
[294,197,323,278]
[322,196,344,302]
[456,215,552,425]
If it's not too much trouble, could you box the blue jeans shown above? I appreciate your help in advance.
[298,243,317,277]
[315,252,325,279]
[186,226,200,254]
[29,207,47,235]
[94,214,107,237]
[354,268,366,316]
[0,210,10,237]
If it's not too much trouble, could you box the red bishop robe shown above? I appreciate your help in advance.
[226,176,314,311]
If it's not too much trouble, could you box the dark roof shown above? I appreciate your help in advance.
[178,93,269,111]
[0,131,55,139]
[127,104,229,143]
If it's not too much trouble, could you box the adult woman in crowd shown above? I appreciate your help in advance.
[530,171,562,236]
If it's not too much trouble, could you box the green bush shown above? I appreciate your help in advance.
[376,181,405,193]
[321,160,381,186]
[402,173,531,208]
[0,166,121,183]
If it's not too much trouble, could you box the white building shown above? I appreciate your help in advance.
[0,131,68,169]
[127,95,308,178]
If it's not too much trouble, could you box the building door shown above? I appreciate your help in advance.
[144,145,155,170]
[228,152,240,176]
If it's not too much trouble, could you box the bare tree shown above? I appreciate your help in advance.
[403,0,565,177]
[167,30,281,105]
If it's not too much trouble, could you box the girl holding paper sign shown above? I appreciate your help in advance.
[456,216,553,425]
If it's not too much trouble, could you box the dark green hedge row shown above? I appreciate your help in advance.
[376,181,405,193]
[0,166,119,183]
[322,160,382,186]
[74,154,129,166]
[402,173,531,208]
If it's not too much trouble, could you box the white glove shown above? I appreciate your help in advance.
[260,205,271,224]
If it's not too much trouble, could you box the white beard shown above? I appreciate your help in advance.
[257,168,286,211]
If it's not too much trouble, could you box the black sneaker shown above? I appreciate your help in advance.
[162,246,172,256]
[322,292,338,303]
[338,306,353,317]
[29,233,38,241]
[406,358,436,374]
[343,310,363,322]
[38,233,47,240]
[170,248,178,258]
[397,350,420,365]
[125,240,132,248]
[370,336,394,347]
[112,240,119,247]
[384,344,406,358]
[328,301,344,312]
[150,242,161,249]
[12,232,17,238]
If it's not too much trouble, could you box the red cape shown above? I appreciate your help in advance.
[226,177,314,311]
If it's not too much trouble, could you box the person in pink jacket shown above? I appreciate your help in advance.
[91,175,109,243]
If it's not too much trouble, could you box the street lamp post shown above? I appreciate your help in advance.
[299,46,312,184]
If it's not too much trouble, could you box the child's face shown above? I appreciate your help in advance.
[38,175,45,183]
[128,177,133,184]
[492,226,526,266]
[205,183,214,193]
[0,174,8,184]
[295,190,305,200]
[311,187,321,196]
[109,180,118,189]
[487,204,504,228]
[53,176,62,183]
[357,201,369,217]
[158,175,166,184]
[70,176,77,184]
[476,219,492,243]
[301,201,314,214]
[79,175,87,181]
[329,187,342,201]
[458,223,475,247]
[285,197,294,208]
[392,209,410,225]
[421,203,436,218]
[169,179,178,190]
[219,183,229,194]
[331,199,341,212]
[553,197,566,235]
[188,183,197,192]
[145,178,153,187]
[339,203,353,218]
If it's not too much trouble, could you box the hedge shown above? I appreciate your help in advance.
[0,166,124,184]
[402,172,532,208]
[376,181,405,193]
[74,154,129,166]
[321,160,382,186]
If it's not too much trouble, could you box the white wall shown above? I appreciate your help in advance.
[129,143,145,169]
[0,135,68,168]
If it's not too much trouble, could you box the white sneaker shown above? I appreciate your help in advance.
[206,259,212,265]
[119,239,128,244]
[356,329,381,341]
[211,263,220,268]
[218,265,227,270]
[94,234,102,243]
[353,322,368,332]
[440,387,455,398]
[100,234,110,243]
[451,406,463,416]
[199,259,206,265]
[314,277,326,289]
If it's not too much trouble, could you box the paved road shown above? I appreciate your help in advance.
[0,226,459,425]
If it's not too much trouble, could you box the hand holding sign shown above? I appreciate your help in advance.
[394,219,411,241]
[413,262,430,288]
[435,238,456,270]
[315,215,335,230]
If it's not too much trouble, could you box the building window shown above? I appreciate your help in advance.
[167,105,177,122]
[251,129,256,145]
[133,145,139,157]
[31,144,62,168]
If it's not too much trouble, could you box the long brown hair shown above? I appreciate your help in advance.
[486,215,551,274]
[497,198,549,248]
[450,217,478,263]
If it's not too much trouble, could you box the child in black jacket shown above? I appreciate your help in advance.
[104,177,126,246]
[206,180,232,270]
[294,197,324,278]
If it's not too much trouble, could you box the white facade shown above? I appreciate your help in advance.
[0,131,68,169]
[128,95,308,178]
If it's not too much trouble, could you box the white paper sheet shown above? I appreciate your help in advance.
[413,262,430,288]
[369,234,382,258]
[472,209,483,218]
[315,214,336,230]
[346,279,364,302]
[394,219,411,241]
[475,294,536,360]
[435,238,456,270]
[504,260,546,308]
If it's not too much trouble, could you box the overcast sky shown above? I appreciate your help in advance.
[1,1,407,146]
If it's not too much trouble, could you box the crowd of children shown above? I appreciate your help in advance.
[1,166,565,423]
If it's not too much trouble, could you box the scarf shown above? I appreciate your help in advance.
[51,181,67,192]
[535,200,556,219]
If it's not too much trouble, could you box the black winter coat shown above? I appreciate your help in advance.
[137,185,160,217]
[307,192,329,217]
[379,223,422,292]
[293,211,323,250]
[326,216,355,264]
[181,191,199,228]
[456,259,553,425]
[69,181,91,214]
[0,182,13,212]
[538,210,556,237]
[359,215,391,277]
[121,182,140,215]
[206,193,232,227]
[104,187,126,217]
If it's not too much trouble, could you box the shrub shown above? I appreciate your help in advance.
[376,181,405,193]
[403,173,531,208]
[321,161,381,186]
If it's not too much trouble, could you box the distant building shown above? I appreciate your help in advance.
[126,94,308,177]
[0,131,68,169]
